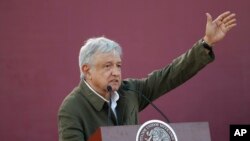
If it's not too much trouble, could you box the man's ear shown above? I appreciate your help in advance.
[81,64,91,80]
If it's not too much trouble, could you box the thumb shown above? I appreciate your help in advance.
[206,13,213,24]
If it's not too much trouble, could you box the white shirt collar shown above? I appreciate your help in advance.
[83,80,120,104]
[83,80,120,118]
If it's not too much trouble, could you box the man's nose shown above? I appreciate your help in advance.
[111,67,121,76]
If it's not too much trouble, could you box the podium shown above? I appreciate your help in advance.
[88,122,211,141]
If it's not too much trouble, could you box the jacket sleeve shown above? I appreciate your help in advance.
[58,97,85,141]
[129,39,215,111]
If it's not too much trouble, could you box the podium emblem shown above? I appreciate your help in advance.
[136,120,178,141]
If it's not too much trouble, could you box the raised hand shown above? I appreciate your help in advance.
[203,11,237,46]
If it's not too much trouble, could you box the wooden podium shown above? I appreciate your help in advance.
[88,122,211,141]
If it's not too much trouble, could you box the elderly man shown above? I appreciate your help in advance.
[58,11,236,141]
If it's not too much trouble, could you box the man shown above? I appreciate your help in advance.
[58,11,236,141]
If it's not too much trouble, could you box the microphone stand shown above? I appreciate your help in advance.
[124,86,170,123]
[107,86,113,125]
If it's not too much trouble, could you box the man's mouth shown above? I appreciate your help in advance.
[110,79,119,83]
[109,79,120,85]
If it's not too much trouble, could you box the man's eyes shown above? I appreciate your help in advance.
[104,64,122,69]
[117,64,122,68]
[105,64,111,68]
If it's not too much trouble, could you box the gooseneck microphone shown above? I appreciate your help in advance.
[123,85,170,123]
[107,85,112,93]
[107,85,113,125]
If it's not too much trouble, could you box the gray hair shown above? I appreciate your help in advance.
[79,37,122,79]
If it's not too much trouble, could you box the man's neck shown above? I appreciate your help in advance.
[84,79,110,101]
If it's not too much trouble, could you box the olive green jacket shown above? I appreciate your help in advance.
[58,40,215,141]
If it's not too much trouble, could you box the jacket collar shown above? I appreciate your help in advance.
[79,80,106,111]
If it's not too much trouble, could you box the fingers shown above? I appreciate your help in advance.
[222,13,236,23]
[214,11,237,32]
[206,13,213,24]
[226,23,237,31]
[223,13,237,32]
[225,18,237,27]
[216,11,237,25]
[216,11,231,21]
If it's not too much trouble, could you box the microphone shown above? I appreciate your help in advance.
[107,85,112,93]
[123,85,170,123]
[107,85,113,125]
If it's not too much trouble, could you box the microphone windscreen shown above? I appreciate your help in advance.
[107,85,112,92]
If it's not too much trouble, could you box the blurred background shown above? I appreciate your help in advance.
[0,0,249,141]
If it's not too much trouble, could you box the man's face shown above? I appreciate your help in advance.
[84,52,122,95]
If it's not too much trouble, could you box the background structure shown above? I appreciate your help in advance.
[0,0,249,141]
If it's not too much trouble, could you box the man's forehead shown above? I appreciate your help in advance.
[93,52,122,63]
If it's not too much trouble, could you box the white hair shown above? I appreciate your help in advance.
[79,37,122,79]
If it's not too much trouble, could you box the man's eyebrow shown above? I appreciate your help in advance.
[103,61,112,64]
[104,60,122,64]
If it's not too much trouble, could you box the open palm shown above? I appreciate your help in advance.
[204,11,237,46]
